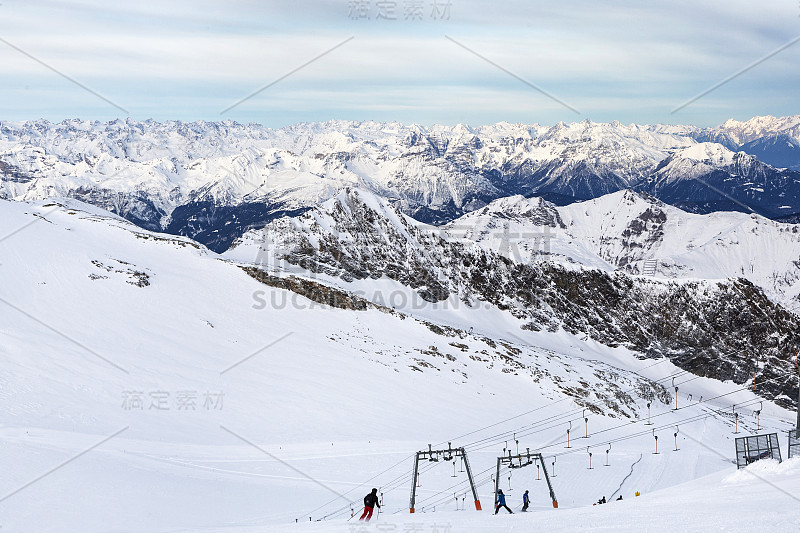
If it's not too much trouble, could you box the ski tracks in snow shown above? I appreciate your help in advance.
[610,453,642,500]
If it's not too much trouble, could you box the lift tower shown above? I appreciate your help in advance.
[493,448,558,509]
[410,443,481,513]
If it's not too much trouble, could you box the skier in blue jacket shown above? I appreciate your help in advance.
[522,490,530,512]
[495,489,513,514]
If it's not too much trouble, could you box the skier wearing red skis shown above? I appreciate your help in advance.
[359,488,381,521]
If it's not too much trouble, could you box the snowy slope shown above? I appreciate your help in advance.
[652,142,739,182]
[2,197,798,532]
[251,459,800,533]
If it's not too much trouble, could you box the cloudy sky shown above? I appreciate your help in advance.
[0,0,798,127]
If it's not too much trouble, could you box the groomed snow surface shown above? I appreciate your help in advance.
[251,459,800,533]
[1,198,800,532]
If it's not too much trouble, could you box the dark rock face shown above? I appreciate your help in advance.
[523,271,797,407]
[69,187,167,232]
[0,159,35,183]
[639,153,800,219]
[497,159,630,202]
[242,266,371,311]
[249,190,800,406]
[166,202,310,253]
[740,134,800,171]
[616,206,668,266]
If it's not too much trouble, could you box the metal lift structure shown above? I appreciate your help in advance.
[409,443,481,513]
[493,449,558,509]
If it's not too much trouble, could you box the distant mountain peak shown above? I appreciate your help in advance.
[674,142,737,164]
[652,142,762,183]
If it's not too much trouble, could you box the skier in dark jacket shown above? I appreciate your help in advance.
[495,489,513,514]
[522,490,530,512]
[359,488,380,521]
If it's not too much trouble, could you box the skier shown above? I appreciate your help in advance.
[495,489,513,514]
[522,490,530,512]
[617,495,623,501]
[359,488,380,522]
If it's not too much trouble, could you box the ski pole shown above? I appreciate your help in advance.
[347,507,365,521]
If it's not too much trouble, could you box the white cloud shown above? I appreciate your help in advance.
[0,0,796,126]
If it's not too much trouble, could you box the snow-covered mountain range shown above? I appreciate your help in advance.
[446,189,800,306]
[2,115,800,251]
[225,188,800,406]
